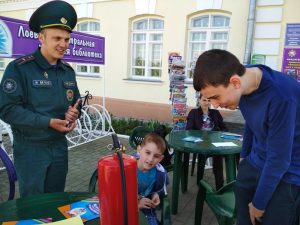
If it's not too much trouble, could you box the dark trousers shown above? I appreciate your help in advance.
[14,139,68,197]
[235,159,300,225]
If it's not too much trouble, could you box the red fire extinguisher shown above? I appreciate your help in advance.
[98,133,138,225]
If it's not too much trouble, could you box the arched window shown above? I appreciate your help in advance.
[186,14,230,79]
[77,21,100,33]
[130,18,164,80]
[75,20,101,77]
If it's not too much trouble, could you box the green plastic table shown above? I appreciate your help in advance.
[0,192,149,225]
[165,130,242,215]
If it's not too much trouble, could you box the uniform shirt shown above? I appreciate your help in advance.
[0,48,80,142]
[239,64,300,210]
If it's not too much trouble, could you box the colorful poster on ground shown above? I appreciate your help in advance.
[0,16,105,64]
[281,48,300,82]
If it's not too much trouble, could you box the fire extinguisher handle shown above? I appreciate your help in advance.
[112,133,121,149]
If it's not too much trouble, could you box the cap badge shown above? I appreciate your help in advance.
[60,17,67,24]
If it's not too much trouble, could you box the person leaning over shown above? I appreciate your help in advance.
[193,49,300,225]
[136,133,169,225]
[186,93,228,190]
[0,1,81,197]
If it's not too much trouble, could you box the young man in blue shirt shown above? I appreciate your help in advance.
[193,49,300,225]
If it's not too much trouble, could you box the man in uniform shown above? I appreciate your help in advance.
[0,0,81,197]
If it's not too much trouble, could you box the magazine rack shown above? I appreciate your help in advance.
[168,55,187,131]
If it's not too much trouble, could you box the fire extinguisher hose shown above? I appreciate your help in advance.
[117,151,128,225]
[112,133,129,225]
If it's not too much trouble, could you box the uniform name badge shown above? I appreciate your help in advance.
[32,80,52,87]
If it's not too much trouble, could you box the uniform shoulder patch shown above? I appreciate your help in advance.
[61,60,74,70]
[2,79,17,93]
[16,55,35,66]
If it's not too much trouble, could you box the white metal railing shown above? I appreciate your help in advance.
[1,110,214,170]
[66,104,115,149]
[0,120,13,171]
[0,104,115,162]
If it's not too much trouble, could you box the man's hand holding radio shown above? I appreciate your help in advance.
[65,99,81,130]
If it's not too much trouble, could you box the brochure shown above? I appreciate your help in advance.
[45,216,83,225]
[182,136,203,143]
[2,218,52,224]
[57,196,99,222]
[212,142,238,147]
[220,132,243,141]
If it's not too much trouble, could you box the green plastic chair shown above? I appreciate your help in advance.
[195,180,236,225]
[88,168,98,193]
[88,169,172,225]
[129,126,153,150]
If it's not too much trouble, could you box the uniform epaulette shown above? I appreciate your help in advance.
[61,60,73,70]
[16,55,35,66]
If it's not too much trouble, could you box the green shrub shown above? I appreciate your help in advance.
[109,114,172,135]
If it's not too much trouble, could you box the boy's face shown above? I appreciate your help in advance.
[137,142,164,172]
[201,82,241,110]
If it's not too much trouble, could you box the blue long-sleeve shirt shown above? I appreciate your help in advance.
[239,65,300,210]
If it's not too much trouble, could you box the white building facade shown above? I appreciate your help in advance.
[0,0,299,122]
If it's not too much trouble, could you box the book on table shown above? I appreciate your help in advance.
[2,216,85,225]
[57,196,99,222]
[2,218,52,224]
[220,132,243,141]
[182,136,203,143]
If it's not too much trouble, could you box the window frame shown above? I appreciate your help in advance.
[76,21,100,34]
[130,17,164,81]
[186,14,230,80]
[75,20,101,78]
[76,64,101,78]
